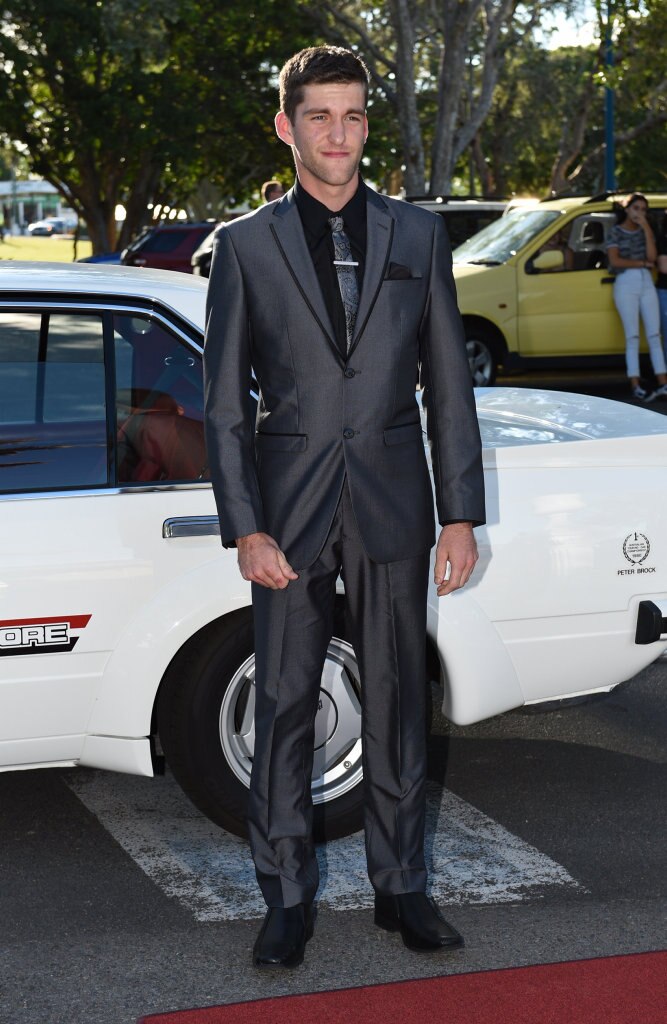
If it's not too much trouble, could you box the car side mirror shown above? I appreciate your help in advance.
[532,250,565,272]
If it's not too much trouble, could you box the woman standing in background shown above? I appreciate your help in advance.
[606,193,667,402]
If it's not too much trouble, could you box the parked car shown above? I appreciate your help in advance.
[27,217,66,236]
[191,227,216,277]
[1,262,666,841]
[77,252,122,264]
[191,197,507,278]
[121,222,215,274]
[405,195,507,248]
[452,192,667,385]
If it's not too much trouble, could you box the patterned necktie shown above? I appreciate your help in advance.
[329,215,360,352]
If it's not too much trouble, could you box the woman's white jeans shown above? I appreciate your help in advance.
[659,288,667,354]
[613,268,665,379]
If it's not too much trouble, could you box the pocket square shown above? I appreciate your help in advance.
[386,262,416,280]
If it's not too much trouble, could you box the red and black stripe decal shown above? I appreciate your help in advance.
[0,615,92,657]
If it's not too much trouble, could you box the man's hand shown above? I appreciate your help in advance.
[236,532,299,590]
[434,522,478,597]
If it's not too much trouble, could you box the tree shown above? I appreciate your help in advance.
[460,0,667,197]
[474,41,600,196]
[567,0,667,192]
[306,0,579,194]
[0,0,307,252]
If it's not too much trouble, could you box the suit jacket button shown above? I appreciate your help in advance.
[344,367,356,378]
[343,428,355,440]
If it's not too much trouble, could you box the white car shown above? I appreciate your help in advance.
[1,263,666,841]
[27,217,68,236]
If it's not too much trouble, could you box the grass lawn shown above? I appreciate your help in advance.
[0,234,93,263]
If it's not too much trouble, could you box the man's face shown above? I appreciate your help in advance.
[276,81,367,195]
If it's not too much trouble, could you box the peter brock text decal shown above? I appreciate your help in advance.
[0,615,91,656]
[618,533,655,576]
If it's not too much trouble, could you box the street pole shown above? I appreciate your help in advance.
[604,0,616,192]
[468,57,475,195]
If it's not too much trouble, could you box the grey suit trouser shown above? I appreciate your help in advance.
[248,481,431,907]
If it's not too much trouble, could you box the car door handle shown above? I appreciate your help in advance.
[601,276,615,284]
[162,516,220,539]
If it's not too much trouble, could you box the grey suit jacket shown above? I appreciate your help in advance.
[203,185,485,569]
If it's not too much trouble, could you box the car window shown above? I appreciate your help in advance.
[0,311,107,493]
[140,228,209,255]
[453,208,561,265]
[139,230,188,254]
[436,210,504,248]
[569,213,616,271]
[113,313,209,484]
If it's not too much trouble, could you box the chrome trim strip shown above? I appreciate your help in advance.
[0,298,204,353]
[163,515,220,539]
[0,482,212,503]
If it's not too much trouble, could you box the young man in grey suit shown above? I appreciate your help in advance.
[204,46,485,969]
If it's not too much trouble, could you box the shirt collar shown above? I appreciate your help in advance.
[294,175,366,241]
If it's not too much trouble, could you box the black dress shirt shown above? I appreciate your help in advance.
[294,175,367,355]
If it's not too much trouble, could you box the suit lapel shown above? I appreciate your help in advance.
[347,189,395,360]
[270,191,342,363]
[270,186,395,364]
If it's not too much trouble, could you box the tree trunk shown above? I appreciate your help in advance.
[472,136,496,195]
[117,162,163,251]
[82,206,117,254]
[388,0,426,194]
[430,1,481,194]
[549,72,597,194]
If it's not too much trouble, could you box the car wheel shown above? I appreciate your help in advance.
[465,328,498,386]
[157,604,366,841]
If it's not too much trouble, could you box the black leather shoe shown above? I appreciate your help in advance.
[374,892,464,951]
[252,903,314,969]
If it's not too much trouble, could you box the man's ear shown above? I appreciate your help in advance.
[275,110,293,145]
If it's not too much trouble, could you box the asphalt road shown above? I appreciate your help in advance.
[1,370,666,1024]
[1,657,665,1024]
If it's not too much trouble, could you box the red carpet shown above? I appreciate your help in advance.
[137,950,667,1023]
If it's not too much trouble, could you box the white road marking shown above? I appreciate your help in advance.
[66,771,583,922]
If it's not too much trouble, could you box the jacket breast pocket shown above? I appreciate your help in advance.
[383,422,423,446]
[255,432,308,452]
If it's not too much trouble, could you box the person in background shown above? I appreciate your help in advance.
[536,225,574,271]
[656,211,667,357]
[606,193,667,402]
[261,180,285,204]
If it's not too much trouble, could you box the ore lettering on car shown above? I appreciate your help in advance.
[0,622,69,648]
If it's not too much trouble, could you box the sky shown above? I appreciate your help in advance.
[538,1,599,50]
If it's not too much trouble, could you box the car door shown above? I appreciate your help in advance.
[516,212,625,357]
[0,299,219,768]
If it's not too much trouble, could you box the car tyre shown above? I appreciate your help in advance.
[465,327,498,386]
[157,604,367,842]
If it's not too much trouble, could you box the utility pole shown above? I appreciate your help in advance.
[604,0,616,191]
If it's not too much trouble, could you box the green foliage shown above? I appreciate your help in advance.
[476,41,601,195]
[0,0,310,250]
[0,0,664,243]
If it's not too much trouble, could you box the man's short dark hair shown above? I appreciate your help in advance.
[279,46,369,123]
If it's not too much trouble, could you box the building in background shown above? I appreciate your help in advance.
[0,179,77,234]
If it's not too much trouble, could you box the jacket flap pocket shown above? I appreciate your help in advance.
[383,422,423,446]
[255,432,307,452]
